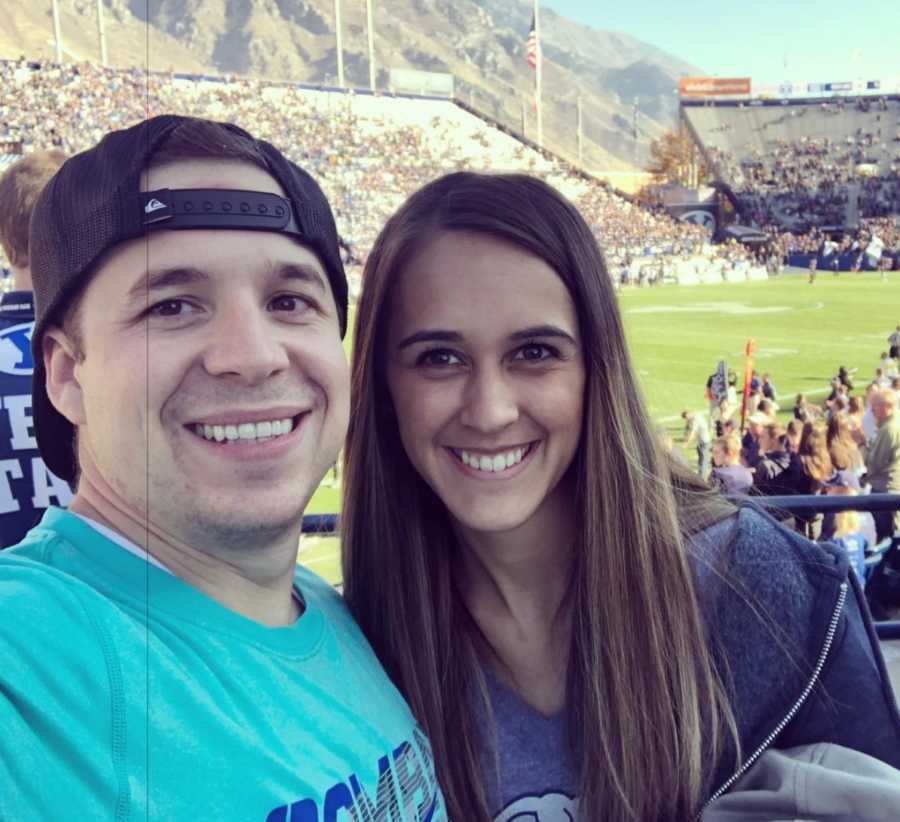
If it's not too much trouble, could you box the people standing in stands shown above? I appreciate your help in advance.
[752,423,799,497]
[709,435,753,495]
[785,419,805,454]
[888,325,900,360]
[761,372,778,403]
[827,414,864,484]
[795,424,837,539]
[831,508,870,582]
[741,412,768,467]
[863,388,900,541]
[681,410,712,480]
[793,393,816,423]
[863,382,881,443]
[0,151,73,547]
[847,395,868,447]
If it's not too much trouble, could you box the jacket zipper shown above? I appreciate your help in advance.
[699,581,849,815]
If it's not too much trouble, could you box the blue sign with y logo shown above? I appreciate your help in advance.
[0,322,33,376]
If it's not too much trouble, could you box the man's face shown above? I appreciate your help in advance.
[55,160,349,547]
[872,397,894,427]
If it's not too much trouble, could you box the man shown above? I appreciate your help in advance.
[0,116,446,820]
[864,388,900,541]
[741,412,768,467]
[681,409,712,479]
[889,325,900,360]
[0,150,73,546]
[709,434,753,495]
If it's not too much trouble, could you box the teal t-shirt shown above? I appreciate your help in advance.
[0,508,446,821]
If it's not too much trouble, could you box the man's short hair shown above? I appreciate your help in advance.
[0,150,66,267]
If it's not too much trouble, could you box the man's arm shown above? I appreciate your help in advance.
[0,560,120,819]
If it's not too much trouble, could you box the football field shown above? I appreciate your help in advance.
[299,269,900,584]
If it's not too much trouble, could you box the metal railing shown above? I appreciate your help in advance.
[302,494,900,640]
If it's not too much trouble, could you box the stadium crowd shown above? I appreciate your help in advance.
[0,58,761,286]
[680,343,900,612]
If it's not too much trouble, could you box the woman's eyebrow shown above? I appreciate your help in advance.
[509,325,577,344]
[397,329,463,349]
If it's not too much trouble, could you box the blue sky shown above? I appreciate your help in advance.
[544,0,900,85]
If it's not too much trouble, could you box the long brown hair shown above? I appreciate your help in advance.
[342,172,740,820]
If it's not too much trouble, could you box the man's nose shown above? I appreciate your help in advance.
[201,304,289,384]
[458,367,519,433]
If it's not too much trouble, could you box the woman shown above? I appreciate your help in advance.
[341,173,900,820]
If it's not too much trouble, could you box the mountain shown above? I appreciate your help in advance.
[0,0,703,170]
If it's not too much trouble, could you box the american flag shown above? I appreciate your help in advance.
[526,15,537,69]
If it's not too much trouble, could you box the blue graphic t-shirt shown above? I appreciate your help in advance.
[0,291,72,546]
[478,665,578,820]
[0,508,447,820]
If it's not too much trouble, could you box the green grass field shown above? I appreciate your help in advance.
[299,269,900,584]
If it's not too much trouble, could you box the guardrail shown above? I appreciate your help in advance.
[302,495,900,641]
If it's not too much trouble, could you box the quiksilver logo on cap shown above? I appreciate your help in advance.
[144,197,166,214]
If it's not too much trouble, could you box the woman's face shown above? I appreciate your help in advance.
[385,230,586,536]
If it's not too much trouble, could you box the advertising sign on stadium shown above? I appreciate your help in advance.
[678,77,751,97]
[388,69,454,97]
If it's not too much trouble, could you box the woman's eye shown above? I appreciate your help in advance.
[416,349,461,367]
[515,343,555,362]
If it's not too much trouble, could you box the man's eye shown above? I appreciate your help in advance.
[149,299,193,317]
[416,349,461,367]
[269,294,312,313]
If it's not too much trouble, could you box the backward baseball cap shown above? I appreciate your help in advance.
[29,114,349,484]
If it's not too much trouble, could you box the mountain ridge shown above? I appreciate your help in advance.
[0,0,703,170]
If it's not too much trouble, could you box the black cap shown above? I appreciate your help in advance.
[29,114,348,483]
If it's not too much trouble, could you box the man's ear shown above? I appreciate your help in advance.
[43,327,87,427]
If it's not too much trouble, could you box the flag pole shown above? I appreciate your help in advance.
[534,0,542,148]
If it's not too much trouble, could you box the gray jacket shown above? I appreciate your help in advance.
[692,506,900,808]
[703,743,900,821]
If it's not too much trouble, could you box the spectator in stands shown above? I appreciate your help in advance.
[0,149,73,547]
[847,395,868,446]
[342,171,900,819]
[864,388,900,540]
[888,325,900,360]
[827,415,864,485]
[837,365,855,390]
[863,382,881,443]
[821,486,879,554]
[710,434,753,495]
[831,508,870,581]
[752,422,799,497]
[795,424,836,538]
[793,393,817,422]
[741,412,768,466]
[756,398,778,421]
[785,419,805,453]
[681,410,712,479]
[0,116,447,819]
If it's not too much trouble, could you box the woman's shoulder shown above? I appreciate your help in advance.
[690,503,848,595]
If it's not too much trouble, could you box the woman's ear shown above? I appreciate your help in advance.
[42,328,87,427]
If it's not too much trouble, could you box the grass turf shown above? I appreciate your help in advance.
[299,269,900,584]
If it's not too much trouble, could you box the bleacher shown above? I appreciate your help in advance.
[684,97,900,231]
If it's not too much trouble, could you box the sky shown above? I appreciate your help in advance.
[544,0,900,86]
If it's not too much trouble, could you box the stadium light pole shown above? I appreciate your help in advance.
[576,96,583,165]
[51,0,64,63]
[366,0,376,92]
[534,0,543,148]
[333,0,345,88]
[96,0,108,67]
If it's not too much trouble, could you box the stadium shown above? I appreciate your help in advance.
[2,2,900,817]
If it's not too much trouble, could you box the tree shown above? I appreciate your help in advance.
[646,127,708,187]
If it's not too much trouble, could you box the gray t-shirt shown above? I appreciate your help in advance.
[478,665,579,820]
